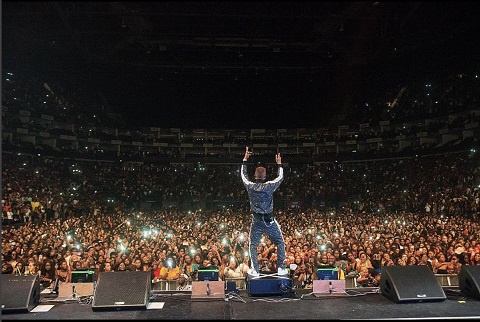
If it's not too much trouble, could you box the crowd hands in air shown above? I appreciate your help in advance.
[2,151,480,289]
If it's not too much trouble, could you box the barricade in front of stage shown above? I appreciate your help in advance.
[150,274,459,292]
[151,277,246,291]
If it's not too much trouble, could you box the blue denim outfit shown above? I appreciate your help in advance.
[241,161,286,273]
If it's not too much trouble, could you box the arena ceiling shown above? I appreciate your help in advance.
[3,2,480,129]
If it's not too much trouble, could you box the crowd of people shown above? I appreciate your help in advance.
[2,69,480,291]
[3,69,480,163]
[2,148,480,290]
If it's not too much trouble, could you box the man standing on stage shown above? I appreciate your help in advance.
[241,146,288,277]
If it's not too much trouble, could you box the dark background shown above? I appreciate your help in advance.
[3,1,480,129]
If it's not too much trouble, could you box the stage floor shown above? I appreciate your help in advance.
[2,287,480,321]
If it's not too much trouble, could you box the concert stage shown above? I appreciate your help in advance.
[2,286,480,321]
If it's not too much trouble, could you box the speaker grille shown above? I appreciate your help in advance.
[246,276,293,296]
[1,275,40,313]
[459,265,480,300]
[92,271,151,311]
[380,266,446,303]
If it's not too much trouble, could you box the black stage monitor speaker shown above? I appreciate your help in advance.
[380,265,446,303]
[1,274,40,313]
[92,271,151,311]
[459,265,480,300]
[246,275,294,297]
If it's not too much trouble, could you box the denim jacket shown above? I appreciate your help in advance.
[241,162,283,214]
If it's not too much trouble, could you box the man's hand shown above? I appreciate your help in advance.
[243,146,252,161]
[275,153,281,164]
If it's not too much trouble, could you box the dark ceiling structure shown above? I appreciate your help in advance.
[3,2,480,128]
[3,2,454,73]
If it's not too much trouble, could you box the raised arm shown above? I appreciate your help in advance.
[243,146,252,161]
[241,146,252,185]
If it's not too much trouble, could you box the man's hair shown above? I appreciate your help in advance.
[255,166,266,179]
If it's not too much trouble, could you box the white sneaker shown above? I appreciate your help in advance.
[247,268,259,277]
[277,267,289,276]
